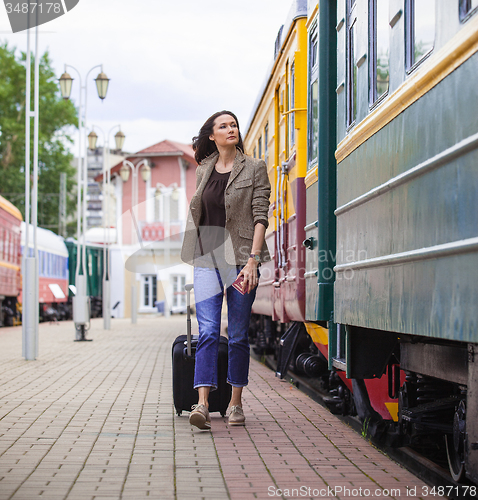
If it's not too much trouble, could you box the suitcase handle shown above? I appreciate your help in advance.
[185,284,194,357]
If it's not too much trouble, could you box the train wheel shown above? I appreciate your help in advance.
[446,399,466,482]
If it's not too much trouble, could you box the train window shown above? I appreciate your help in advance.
[346,1,358,126]
[307,29,319,168]
[285,62,290,155]
[264,123,269,161]
[289,63,295,148]
[369,0,390,104]
[309,81,319,163]
[460,0,478,19]
[4,231,8,261]
[405,0,436,70]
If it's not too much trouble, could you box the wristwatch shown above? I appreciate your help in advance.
[249,253,261,263]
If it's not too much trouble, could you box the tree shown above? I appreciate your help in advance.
[0,41,78,234]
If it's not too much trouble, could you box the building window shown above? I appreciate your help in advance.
[154,190,179,223]
[154,191,163,222]
[308,29,319,168]
[142,275,157,308]
[369,0,390,104]
[289,63,295,147]
[258,136,262,159]
[172,275,186,310]
[253,147,257,159]
[405,0,436,70]
[347,0,358,126]
[460,0,478,20]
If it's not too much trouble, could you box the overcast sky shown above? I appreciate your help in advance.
[0,0,294,155]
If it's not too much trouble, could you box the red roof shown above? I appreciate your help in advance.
[137,139,194,158]
[95,140,196,182]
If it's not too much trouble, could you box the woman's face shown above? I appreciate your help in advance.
[209,114,239,148]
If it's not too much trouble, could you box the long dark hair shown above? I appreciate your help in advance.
[192,110,244,164]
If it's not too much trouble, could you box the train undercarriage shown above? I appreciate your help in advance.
[249,314,477,485]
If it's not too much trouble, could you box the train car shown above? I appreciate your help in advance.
[246,0,398,425]
[20,222,70,322]
[244,0,308,325]
[246,0,478,484]
[0,195,22,326]
[64,239,104,319]
[332,0,478,483]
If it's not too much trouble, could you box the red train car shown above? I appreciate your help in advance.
[0,195,22,326]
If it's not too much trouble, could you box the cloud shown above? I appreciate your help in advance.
[0,0,292,152]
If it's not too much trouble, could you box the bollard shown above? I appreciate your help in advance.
[131,284,137,324]
[103,278,111,330]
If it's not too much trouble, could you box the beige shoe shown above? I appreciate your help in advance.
[228,405,245,426]
[189,404,211,430]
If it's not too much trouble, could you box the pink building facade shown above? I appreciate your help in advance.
[97,140,198,318]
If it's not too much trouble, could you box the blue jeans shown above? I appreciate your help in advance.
[193,266,258,390]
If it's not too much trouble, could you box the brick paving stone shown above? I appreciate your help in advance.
[0,316,446,500]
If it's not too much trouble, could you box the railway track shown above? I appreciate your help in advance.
[253,352,477,500]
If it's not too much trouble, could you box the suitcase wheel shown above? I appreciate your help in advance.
[176,410,182,416]
[221,411,226,417]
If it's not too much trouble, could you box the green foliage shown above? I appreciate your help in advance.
[0,41,78,234]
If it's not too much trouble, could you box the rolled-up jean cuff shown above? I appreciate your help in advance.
[194,383,218,391]
[227,380,248,388]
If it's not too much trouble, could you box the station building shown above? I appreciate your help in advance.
[95,140,197,319]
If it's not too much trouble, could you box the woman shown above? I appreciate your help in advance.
[181,110,271,430]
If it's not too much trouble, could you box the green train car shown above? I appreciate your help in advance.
[65,239,104,318]
[330,0,478,483]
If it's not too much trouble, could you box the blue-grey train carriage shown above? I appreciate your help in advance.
[330,0,478,483]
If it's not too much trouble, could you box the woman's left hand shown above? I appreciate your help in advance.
[238,259,259,294]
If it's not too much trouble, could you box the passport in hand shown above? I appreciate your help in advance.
[232,274,248,294]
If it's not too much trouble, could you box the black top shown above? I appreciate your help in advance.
[200,167,230,228]
[197,168,231,258]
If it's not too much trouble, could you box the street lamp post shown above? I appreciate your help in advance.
[88,126,125,330]
[119,159,150,323]
[59,65,110,341]
[22,23,40,360]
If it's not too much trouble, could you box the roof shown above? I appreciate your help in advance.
[21,222,69,257]
[137,139,194,158]
[96,140,196,182]
[0,194,23,222]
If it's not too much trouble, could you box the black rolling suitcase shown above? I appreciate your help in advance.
[172,284,231,417]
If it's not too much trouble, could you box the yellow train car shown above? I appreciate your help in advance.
[244,1,308,324]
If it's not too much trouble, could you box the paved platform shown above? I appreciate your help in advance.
[0,316,442,500]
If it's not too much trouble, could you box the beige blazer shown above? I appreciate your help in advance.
[181,149,271,266]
